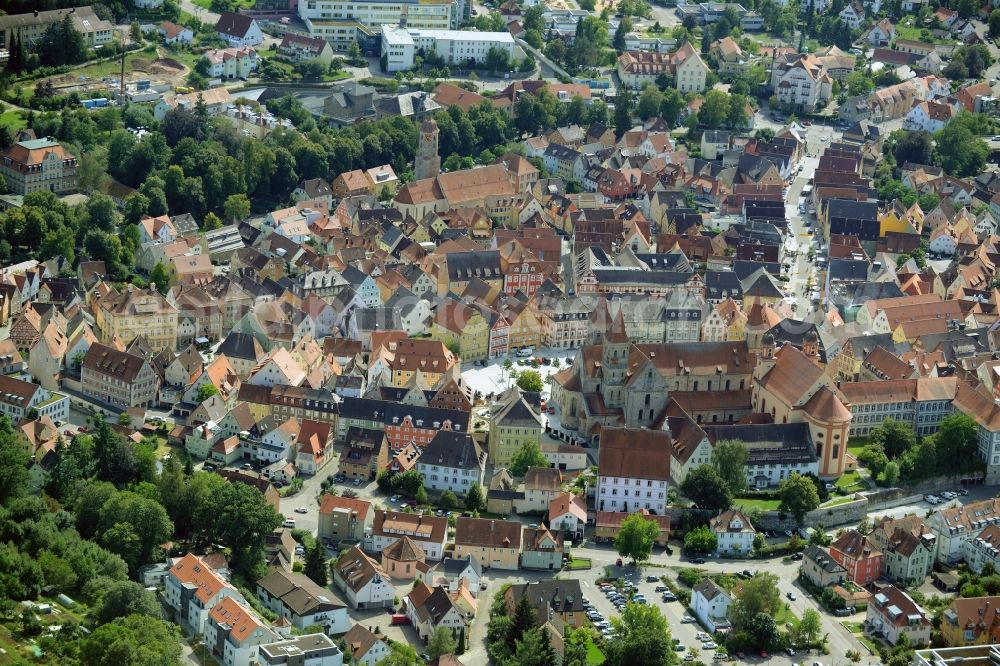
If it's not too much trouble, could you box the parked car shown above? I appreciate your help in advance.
[834,608,852,617]
[646,575,659,582]
[294,507,308,514]
[391,614,411,626]
[924,494,941,504]
[959,488,969,495]
[655,585,668,592]
[787,592,796,601]
[692,557,706,564]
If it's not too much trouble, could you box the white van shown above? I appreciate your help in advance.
[516,347,534,357]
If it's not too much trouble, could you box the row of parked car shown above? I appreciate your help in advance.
[925,489,969,504]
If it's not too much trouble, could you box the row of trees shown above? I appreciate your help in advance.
[858,414,982,486]
[0,411,189,662]
[680,440,822,525]
[488,585,678,666]
[375,468,488,512]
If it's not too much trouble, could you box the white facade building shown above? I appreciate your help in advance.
[710,509,758,556]
[380,25,515,72]
[299,0,464,49]
[204,47,258,80]
[691,579,732,633]
[595,475,669,514]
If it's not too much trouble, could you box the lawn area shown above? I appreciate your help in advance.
[735,497,781,511]
[0,110,26,131]
[835,471,867,493]
[847,437,869,459]
[586,641,606,665]
[69,48,160,82]
[857,634,881,654]
[894,24,955,44]
[567,557,592,570]
[775,604,799,629]
[841,621,864,633]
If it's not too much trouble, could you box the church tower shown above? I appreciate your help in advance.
[415,118,441,181]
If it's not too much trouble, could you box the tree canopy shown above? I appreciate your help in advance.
[616,513,660,564]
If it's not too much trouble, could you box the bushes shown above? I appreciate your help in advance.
[677,568,702,587]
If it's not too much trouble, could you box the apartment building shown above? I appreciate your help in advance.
[453,517,522,570]
[0,138,78,195]
[258,634,344,666]
[838,377,958,438]
[616,43,708,92]
[0,6,113,49]
[367,510,448,561]
[488,387,542,467]
[202,47,258,80]
[0,374,68,424]
[596,427,671,514]
[94,284,179,352]
[941,596,1000,646]
[867,586,931,646]
[81,343,160,409]
[380,25,514,72]
[299,0,466,51]
[771,54,834,112]
[414,430,486,496]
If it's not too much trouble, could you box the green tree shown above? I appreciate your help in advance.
[616,513,660,564]
[510,441,550,477]
[729,571,781,632]
[792,608,824,647]
[991,9,1000,37]
[80,615,183,666]
[659,88,684,127]
[511,592,538,644]
[869,418,916,459]
[890,130,933,167]
[427,626,458,659]
[637,85,664,120]
[563,626,593,666]
[0,417,30,504]
[439,489,457,510]
[516,370,544,393]
[605,603,675,666]
[212,481,283,580]
[509,627,559,666]
[711,439,749,495]
[935,113,989,177]
[223,193,251,223]
[746,612,779,649]
[378,642,422,665]
[699,89,730,129]
[683,525,717,553]
[778,473,821,525]
[202,212,223,231]
[195,383,219,403]
[615,85,634,138]
[94,580,162,625]
[680,464,732,512]
[465,483,485,511]
[934,413,978,469]
[149,262,172,294]
[304,540,328,586]
[879,460,900,486]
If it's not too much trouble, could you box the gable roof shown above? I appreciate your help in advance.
[169,552,231,604]
[454,517,522,549]
[215,11,256,38]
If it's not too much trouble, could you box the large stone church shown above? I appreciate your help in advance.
[551,298,754,439]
